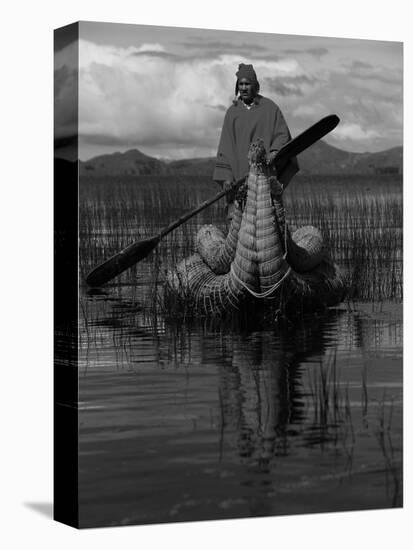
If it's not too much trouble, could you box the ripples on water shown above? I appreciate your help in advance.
[77,289,402,527]
[75,175,402,527]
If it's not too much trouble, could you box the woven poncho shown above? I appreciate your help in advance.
[213,95,299,186]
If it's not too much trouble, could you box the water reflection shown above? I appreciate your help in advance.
[169,316,335,464]
[78,294,402,526]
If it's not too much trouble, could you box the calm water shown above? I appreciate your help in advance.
[78,175,402,528]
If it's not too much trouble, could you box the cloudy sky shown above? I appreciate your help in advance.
[54,21,403,161]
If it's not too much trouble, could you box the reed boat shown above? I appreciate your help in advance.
[166,140,344,316]
[166,139,345,317]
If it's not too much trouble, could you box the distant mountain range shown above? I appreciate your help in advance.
[79,140,402,178]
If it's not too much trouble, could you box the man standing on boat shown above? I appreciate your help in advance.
[213,63,299,220]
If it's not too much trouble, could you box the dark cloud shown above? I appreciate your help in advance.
[281,47,329,58]
[351,60,373,69]
[177,51,284,63]
[265,75,317,97]
[54,66,78,140]
[149,49,283,63]
[175,39,280,61]
[54,66,77,98]
[341,60,401,87]
[204,103,227,112]
[81,132,217,149]
[323,72,402,134]
[343,63,402,86]
[54,22,78,52]
[81,134,134,146]
[54,134,78,150]
[269,83,303,97]
[241,53,284,62]
[129,44,276,63]
[282,75,317,85]
[353,72,400,86]
[180,40,269,52]
[130,50,179,59]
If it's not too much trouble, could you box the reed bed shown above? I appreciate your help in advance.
[285,175,402,301]
[303,348,401,504]
[79,173,402,314]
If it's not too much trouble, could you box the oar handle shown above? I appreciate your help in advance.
[159,175,247,240]
[85,176,247,287]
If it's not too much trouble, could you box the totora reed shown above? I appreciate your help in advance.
[166,140,345,316]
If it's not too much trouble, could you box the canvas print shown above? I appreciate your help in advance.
[54,21,403,528]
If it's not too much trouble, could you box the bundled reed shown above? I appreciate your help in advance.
[166,141,345,316]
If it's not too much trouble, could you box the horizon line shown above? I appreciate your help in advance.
[78,139,403,163]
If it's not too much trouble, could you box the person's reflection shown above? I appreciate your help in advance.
[217,314,337,470]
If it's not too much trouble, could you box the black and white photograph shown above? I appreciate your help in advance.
[3,1,410,547]
[54,20,403,528]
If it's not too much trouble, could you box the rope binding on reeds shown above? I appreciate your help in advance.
[166,138,345,315]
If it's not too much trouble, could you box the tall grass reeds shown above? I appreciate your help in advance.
[306,349,354,452]
[304,346,401,499]
[79,173,402,321]
[285,175,402,302]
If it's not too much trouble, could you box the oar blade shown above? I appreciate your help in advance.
[86,235,160,287]
[275,114,340,174]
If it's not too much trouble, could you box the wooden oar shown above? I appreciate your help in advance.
[274,114,339,174]
[85,176,246,287]
[86,114,340,287]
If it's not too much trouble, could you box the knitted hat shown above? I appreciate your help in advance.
[236,63,258,82]
[235,63,260,96]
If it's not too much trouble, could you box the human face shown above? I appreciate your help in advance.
[238,78,256,103]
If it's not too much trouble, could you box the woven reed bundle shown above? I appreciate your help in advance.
[286,258,345,308]
[166,251,247,315]
[231,171,259,291]
[196,204,242,274]
[168,169,263,313]
[270,190,326,273]
[256,173,289,294]
[272,196,287,244]
[287,225,326,272]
